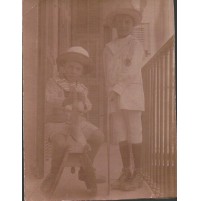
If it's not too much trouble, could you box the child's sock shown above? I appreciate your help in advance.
[132,143,142,173]
[119,141,131,169]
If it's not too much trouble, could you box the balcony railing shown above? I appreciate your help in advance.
[141,35,176,197]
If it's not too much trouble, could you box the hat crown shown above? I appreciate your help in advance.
[116,0,134,10]
[67,46,89,58]
[105,0,142,27]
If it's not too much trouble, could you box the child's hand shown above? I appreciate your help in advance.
[109,91,119,101]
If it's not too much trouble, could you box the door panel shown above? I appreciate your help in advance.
[71,0,104,129]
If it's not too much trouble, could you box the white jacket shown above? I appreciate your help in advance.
[103,35,145,113]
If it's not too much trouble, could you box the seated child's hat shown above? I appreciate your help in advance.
[56,46,91,74]
[106,5,142,28]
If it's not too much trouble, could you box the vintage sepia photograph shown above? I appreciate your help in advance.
[23,0,176,200]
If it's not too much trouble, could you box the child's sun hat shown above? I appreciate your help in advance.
[106,2,142,28]
[56,46,91,74]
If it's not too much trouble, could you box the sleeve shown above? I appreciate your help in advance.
[112,41,145,95]
[77,84,92,113]
[83,87,92,112]
[45,78,58,103]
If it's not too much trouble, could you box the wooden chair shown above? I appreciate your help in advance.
[49,135,96,196]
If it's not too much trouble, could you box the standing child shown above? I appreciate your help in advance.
[41,46,104,196]
[103,6,145,191]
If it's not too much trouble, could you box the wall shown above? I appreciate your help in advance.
[102,0,175,57]
[23,0,39,177]
[142,0,174,56]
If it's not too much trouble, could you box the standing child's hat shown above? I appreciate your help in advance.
[106,3,142,28]
[56,46,91,74]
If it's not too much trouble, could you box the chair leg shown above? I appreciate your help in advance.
[49,152,69,196]
[79,153,97,191]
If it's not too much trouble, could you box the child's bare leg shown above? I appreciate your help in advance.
[79,129,105,184]
[87,129,104,162]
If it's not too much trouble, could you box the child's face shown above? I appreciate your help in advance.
[60,61,84,82]
[114,15,134,38]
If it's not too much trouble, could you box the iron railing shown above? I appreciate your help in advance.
[141,35,176,197]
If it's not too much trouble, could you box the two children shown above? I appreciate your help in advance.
[41,4,145,195]
[41,47,104,195]
[103,6,145,190]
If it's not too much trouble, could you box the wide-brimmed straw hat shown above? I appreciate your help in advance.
[106,7,142,28]
[56,46,91,74]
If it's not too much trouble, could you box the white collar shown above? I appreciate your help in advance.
[106,34,136,55]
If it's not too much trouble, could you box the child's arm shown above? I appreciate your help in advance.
[77,86,92,112]
[45,79,68,123]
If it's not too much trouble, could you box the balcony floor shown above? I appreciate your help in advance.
[25,143,153,201]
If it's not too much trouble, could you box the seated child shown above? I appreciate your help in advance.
[41,46,104,196]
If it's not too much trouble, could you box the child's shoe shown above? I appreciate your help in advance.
[86,186,97,196]
[111,168,132,190]
[78,167,106,183]
[120,171,143,191]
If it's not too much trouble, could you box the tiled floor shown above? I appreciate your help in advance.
[25,143,153,201]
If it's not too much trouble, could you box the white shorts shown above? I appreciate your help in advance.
[110,110,142,144]
[45,118,99,142]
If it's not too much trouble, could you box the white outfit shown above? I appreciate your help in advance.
[110,110,142,144]
[103,35,145,144]
[45,77,98,145]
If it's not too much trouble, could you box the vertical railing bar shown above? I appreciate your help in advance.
[169,44,175,197]
[146,68,150,179]
[157,56,161,195]
[163,49,169,196]
[142,68,147,177]
[148,67,152,181]
[150,63,155,189]
[159,53,165,197]
[144,68,149,179]
[172,45,177,197]
[143,69,148,175]
[153,61,157,192]
[166,48,171,196]
[154,62,158,191]
[149,65,152,186]
[167,46,171,196]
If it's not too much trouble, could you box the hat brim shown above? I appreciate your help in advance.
[106,8,142,27]
[56,52,91,74]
